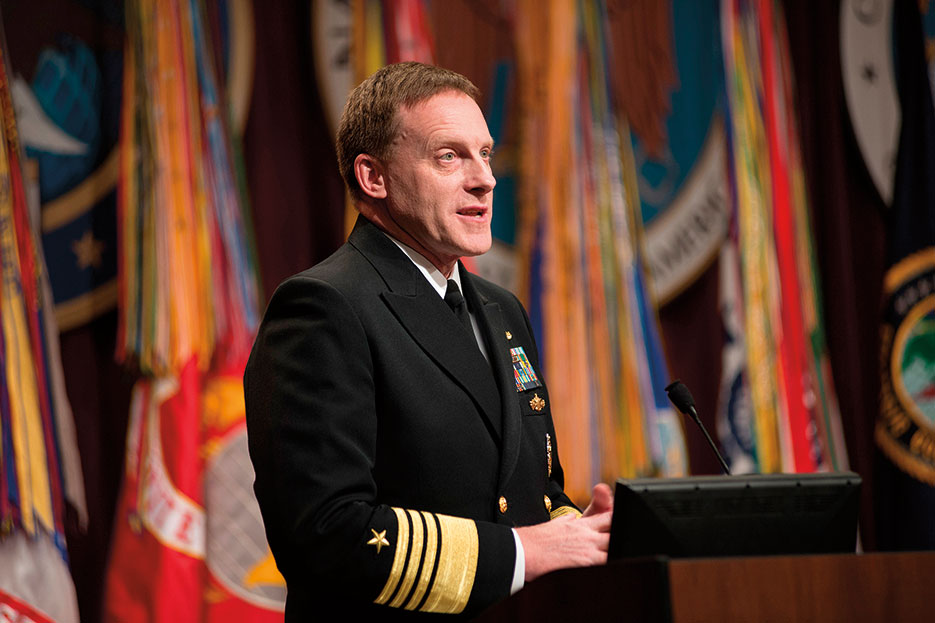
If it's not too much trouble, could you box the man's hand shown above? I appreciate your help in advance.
[582,482,614,517]
[516,483,614,582]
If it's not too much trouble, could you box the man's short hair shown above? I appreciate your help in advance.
[336,61,481,201]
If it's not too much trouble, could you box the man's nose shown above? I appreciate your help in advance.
[467,156,496,194]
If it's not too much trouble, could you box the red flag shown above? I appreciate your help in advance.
[201,356,285,622]
[105,355,285,622]
[757,0,817,472]
[105,358,204,623]
[109,0,282,618]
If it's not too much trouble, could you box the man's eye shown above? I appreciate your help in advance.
[480,148,490,158]
[440,153,455,161]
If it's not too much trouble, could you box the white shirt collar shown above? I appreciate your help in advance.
[385,234,462,299]
[383,231,488,361]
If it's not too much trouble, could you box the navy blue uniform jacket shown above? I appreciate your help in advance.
[245,217,577,620]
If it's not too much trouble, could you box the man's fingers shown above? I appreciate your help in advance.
[596,532,610,553]
[582,482,615,517]
[580,508,613,532]
[576,531,609,564]
[580,520,611,552]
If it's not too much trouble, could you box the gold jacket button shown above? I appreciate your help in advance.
[498,496,508,513]
[544,495,552,513]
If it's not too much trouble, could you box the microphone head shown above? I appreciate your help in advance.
[665,380,696,415]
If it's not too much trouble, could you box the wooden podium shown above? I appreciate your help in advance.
[474,552,935,622]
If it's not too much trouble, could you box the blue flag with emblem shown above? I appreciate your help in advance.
[875,0,935,550]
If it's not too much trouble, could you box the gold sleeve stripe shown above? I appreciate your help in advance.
[374,507,410,605]
[389,509,425,608]
[549,505,582,520]
[419,513,478,615]
[404,511,439,610]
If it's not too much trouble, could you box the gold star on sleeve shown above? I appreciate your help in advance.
[368,528,390,554]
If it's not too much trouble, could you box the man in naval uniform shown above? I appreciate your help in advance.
[245,62,613,621]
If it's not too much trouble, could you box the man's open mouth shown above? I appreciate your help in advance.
[457,207,487,218]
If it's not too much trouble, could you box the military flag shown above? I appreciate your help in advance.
[875,0,935,549]
[514,0,687,501]
[719,0,847,474]
[0,7,83,622]
[105,0,283,620]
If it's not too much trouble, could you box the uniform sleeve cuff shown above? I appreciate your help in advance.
[510,528,525,594]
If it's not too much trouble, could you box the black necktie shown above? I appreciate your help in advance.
[444,279,474,335]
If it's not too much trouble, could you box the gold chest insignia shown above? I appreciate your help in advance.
[529,393,546,412]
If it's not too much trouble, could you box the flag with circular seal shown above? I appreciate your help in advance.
[874,0,935,550]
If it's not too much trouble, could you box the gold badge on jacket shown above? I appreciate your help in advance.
[546,433,552,477]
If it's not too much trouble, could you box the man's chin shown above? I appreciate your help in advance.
[459,241,493,259]
[458,231,493,256]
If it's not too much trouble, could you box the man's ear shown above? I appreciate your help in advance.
[355,153,387,199]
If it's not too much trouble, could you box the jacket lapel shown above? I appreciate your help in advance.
[460,271,522,486]
[349,218,503,442]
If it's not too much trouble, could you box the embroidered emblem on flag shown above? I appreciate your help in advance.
[510,347,542,392]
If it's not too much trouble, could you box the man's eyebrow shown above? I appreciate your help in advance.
[426,135,496,150]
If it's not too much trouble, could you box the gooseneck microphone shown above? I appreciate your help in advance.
[665,380,731,475]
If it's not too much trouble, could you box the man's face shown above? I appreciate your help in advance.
[381,90,496,272]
